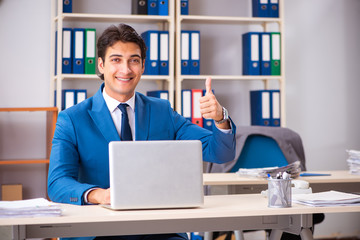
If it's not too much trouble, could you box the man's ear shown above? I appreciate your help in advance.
[141,59,145,74]
[98,57,104,74]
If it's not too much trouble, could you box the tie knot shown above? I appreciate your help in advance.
[118,103,129,114]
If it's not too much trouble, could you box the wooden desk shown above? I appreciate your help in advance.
[2,194,360,240]
[203,170,360,194]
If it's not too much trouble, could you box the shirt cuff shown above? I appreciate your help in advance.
[215,120,232,134]
[83,187,100,205]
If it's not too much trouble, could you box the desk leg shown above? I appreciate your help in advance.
[204,231,244,240]
[299,214,314,240]
[204,231,212,240]
[269,229,283,240]
[234,230,244,240]
[11,225,25,240]
[300,228,313,240]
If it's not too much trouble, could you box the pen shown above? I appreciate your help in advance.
[282,172,290,179]
[299,173,331,177]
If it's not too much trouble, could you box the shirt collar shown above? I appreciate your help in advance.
[102,88,135,113]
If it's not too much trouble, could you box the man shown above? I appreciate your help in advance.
[48,23,236,240]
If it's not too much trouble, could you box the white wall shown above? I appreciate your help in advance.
[284,0,360,237]
[285,1,360,171]
[0,0,52,200]
[0,0,359,238]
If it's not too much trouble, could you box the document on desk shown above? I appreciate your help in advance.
[236,160,301,178]
[0,198,62,218]
[347,149,360,175]
[292,191,360,207]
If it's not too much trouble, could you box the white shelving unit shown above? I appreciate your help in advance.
[50,0,175,110]
[50,0,286,126]
[174,0,286,126]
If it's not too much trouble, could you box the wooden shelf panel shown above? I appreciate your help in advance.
[56,13,171,23]
[0,107,58,112]
[55,74,172,82]
[0,159,50,165]
[180,75,283,81]
[56,74,99,80]
[180,15,281,24]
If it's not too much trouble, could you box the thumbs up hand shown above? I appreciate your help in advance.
[199,77,230,129]
[204,76,213,96]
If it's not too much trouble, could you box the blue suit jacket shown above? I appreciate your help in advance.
[48,84,235,237]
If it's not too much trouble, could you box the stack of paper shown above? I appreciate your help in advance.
[0,198,62,218]
[236,161,301,178]
[292,191,360,207]
[346,149,360,175]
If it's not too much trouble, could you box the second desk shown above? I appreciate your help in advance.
[203,170,360,195]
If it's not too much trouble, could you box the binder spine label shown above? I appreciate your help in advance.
[150,33,158,61]
[272,34,280,60]
[261,92,270,119]
[75,31,84,59]
[160,34,169,61]
[63,31,71,59]
[86,31,95,58]
[251,34,259,62]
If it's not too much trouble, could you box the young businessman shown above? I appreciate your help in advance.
[48,23,236,240]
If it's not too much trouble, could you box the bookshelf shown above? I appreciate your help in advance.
[0,107,58,166]
[174,0,286,126]
[0,107,57,200]
[50,0,176,110]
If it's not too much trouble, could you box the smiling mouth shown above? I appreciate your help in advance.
[116,77,132,82]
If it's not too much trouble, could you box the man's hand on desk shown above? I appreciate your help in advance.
[87,188,111,204]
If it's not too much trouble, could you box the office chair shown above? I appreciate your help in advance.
[205,126,307,176]
[204,126,323,240]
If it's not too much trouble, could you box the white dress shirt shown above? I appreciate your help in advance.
[102,89,136,141]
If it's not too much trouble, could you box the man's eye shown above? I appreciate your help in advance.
[130,59,140,64]
[112,58,120,62]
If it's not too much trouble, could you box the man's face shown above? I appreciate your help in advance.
[98,41,145,102]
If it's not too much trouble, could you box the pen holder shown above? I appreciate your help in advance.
[267,178,292,208]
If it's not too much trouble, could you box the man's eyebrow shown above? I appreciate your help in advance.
[130,54,141,58]
[109,54,123,58]
[108,54,141,58]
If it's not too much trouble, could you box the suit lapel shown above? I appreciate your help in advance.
[135,93,150,140]
[88,84,120,143]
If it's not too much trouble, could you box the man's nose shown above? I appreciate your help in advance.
[119,62,132,74]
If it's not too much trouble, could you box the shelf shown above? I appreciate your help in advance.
[0,107,58,112]
[179,75,283,81]
[0,107,58,162]
[54,74,100,80]
[55,13,172,23]
[180,15,281,24]
[0,159,50,165]
[54,74,172,82]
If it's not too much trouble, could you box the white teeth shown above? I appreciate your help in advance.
[116,77,131,82]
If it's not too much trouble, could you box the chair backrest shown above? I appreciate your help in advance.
[205,126,306,174]
[230,134,289,172]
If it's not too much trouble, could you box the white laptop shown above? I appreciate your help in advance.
[106,140,204,210]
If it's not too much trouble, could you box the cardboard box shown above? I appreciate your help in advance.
[1,184,23,201]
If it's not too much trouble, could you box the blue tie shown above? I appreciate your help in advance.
[118,103,133,141]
